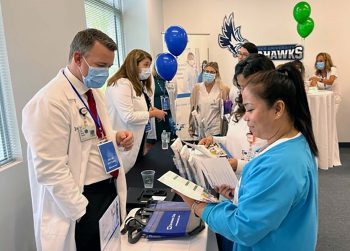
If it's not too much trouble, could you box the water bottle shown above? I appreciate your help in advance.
[161,130,168,150]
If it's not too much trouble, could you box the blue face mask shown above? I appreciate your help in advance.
[202,72,216,83]
[80,57,109,88]
[316,61,325,70]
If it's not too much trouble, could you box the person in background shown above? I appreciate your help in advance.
[197,60,208,82]
[189,62,230,138]
[177,64,319,251]
[106,49,167,173]
[290,59,305,79]
[200,54,274,177]
[183,51,198,93]
[151,66,176,141]
[22,28,133,251]
[237,42,258,62]
[309,52,341,108]
[229,42,259,104]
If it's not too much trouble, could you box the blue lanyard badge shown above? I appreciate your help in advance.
[145,120,152,132]
[160,95,170,110]
[97,140,121,173]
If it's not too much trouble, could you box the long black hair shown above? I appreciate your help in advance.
[232,54,275,122]
[246,64,318,157]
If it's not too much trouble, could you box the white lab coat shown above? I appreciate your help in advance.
[105,78,151,173]
[22,68,127,251]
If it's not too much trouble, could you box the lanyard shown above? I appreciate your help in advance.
[62,69,104,137]
[156,79,167,96]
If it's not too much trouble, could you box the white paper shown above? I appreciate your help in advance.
[99,196,121,251]
[183,141,215,158]
[158,171,218,203]
[198,158,238,188]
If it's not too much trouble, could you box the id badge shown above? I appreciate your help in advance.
[160,95,170,110]
[145,120,152,132]
[78,125,97,142]
[97,140,121,174]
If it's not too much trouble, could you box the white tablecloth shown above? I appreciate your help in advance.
[307,90,341,169]
[120,208,219,251]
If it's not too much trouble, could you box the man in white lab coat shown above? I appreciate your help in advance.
[22,28,133,251]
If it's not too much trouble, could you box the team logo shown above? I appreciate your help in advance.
[218,13,304,60]
[218,12,247,58]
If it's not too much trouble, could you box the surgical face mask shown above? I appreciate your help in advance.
[202,72,216,83]
[138,67,151,80]
[316,61,325,70]
[80,57,109,88]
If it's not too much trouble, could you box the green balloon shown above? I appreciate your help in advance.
[293,1,311,23]
[297,18,314,38]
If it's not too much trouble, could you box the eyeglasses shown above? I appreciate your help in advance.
[238,52,249,57]
[204,70,216,74]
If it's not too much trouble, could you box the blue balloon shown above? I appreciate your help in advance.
[164,26,188,56]
[155,53,178,81]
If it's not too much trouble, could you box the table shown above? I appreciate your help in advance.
[307,90,341,169]
[123,142,218,251]
[126,142,177,188]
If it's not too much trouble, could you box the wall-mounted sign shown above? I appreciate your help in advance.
[257,44,304,60]
[218,12,247,57]
[218,12,304,60]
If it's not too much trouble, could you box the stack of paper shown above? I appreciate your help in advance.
[196,157,238,188]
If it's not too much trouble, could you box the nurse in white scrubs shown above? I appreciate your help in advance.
[188,62,230,137]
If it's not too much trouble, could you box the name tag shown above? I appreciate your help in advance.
[78,125,96,142]
[160,95,170,110]
[97,140,121,174]
[145,120,152,132]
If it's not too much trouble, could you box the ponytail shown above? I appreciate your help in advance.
[246,65,318,157]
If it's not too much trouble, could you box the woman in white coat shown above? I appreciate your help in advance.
[106,49,166,173]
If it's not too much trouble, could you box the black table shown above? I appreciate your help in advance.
[125,141,177,188]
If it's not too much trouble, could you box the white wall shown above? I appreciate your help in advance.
[123,0,151,53]
[163,0,350,142]
[122,0,164,58]
[147,0,164,57]
[0,0,87,250]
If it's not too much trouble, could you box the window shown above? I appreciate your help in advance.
[0,4,22,169]
[85,0,124,77]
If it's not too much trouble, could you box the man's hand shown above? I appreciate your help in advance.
[116,131,133,151]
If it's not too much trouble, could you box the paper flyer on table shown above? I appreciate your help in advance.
[158,171,218,203]
[99,196,121,251]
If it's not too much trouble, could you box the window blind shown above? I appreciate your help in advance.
[85,0,124,74]
[0,4,22,167]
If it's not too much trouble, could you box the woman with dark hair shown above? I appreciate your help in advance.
[177,64,318,251]
[200,54,275,177]
[237,42,258,62]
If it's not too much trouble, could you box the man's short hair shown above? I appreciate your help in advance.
[69,28,117,61]
[242,42,258,54]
